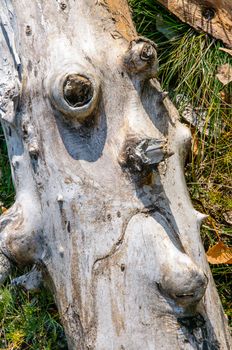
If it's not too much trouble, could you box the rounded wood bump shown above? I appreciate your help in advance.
[124,37,158,77]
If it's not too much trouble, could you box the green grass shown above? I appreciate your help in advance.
[0,0,232,346]
[0,278,68,350]
[0,128,15,212]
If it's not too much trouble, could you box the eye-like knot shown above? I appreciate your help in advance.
[140,42,156,61]
[63,74,94,108]
[47,64,100,122]
[123,37,158,77]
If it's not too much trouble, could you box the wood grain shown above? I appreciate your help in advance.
[157,0,232,48]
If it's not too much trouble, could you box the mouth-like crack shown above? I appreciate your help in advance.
[175,293,195,298]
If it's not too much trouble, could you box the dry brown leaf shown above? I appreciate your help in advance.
[189,126,201,158]
[219,47,232,57]
[0,206,7,213]
[192,135,199,157]
[216,63,232,85]
[206,241,232,264]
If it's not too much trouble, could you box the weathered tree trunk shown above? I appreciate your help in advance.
[0,1,231,349]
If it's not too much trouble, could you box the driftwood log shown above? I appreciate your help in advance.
[157,0,232,48]
[0,1,231,349]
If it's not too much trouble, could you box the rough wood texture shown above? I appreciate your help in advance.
[157,0,232,48]
[0,1,231,349]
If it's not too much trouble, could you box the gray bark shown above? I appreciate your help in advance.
[0,0,231,349]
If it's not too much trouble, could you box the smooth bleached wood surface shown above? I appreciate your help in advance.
[0,1,231,349]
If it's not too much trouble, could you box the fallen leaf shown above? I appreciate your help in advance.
[219,90,232,104]
[206,241,232,264]
[216,63,232,85]
[0,206,7,213]
[192,130,199,157]
[219,47,232,57]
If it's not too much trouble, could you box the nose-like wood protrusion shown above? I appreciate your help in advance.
[158,257,208,307]
[125,213,208,310]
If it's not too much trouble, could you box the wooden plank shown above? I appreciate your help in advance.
[157,0,232,48]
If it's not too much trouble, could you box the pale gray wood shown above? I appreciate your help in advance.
[0,1,231,349]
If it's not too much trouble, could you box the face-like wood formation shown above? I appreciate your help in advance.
[0,1,231,349]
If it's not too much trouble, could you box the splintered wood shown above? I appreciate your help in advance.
[157,0,232,48]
